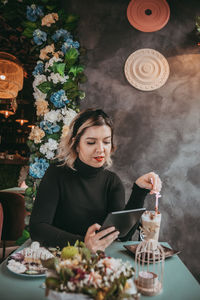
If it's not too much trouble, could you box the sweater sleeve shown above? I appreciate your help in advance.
[118,183,149,242]
[107,172,125,212]
[125,183,149,210]
[30,165,83,248]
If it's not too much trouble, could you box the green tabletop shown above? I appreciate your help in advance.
[0,240,199,300]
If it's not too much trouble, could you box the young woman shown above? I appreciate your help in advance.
[30,109,162,253]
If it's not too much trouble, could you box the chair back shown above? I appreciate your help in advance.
[0,192,26,241]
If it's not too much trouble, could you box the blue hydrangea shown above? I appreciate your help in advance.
[72,41,80,49]
[50,90,69,108]
[61,42,70,54]
[63,37,80,48]
[40,120,60,134]
[51,29,72,42]
[26,5,44,22]
[61,39,80,54]
[32,62,44,76]
[33,29,47,46]
[29,158,49,179]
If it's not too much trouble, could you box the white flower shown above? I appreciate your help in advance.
[45,56,62,71]
[33,74,47,100]
[61,107,77,126]
[45,150,55,159]
[44,110,62,123]
[48,138,58,151]
[33,90,46,100]
[48,73,69,84]
[67,281,76,291]
[33,74,47,90]
[40,139,58,159]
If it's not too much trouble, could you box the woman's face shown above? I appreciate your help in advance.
[77,125,112,167]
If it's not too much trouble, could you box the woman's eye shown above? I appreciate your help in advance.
[87,142,95,145]
[104,141,111,144]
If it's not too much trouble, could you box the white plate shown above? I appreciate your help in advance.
[6,249,48,277]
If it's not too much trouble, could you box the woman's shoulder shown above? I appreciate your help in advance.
[45,162,73,177]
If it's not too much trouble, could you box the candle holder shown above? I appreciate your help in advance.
[134,239,165,296]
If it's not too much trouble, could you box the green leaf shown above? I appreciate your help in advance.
[65,14,79,24]
[106,283,118,298]
[81,247,91,261]
[46,133,60,140]
[27,140,38,152]
[22,27,35,38]
[21,21,37,30]
[57,9,67,19]
[63,80,77,91]
[64,48,79,68]
[25,177,34,187]
[69,65,84,77]
[82,287,97,297]
[25,202,33,211]
[74,240,79,247]
[78,73,87,83]
[46,5,57,11]
[52,62,66,76]
[16,230,30,246]
[41,257,58,270]
[79,91,85,100]
[25,187,33,196]
[57,63,66,76]
[60,267,75,281]
[37,81,52,94]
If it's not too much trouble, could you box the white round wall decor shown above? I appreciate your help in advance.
[124,48,170,91]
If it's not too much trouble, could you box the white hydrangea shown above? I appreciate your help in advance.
[61,107,77,126]
[44,110,62,123]
[48,73,69,84]
[45,150,55,159]
[33,74,47,100]
[45,56,62,71]
[33,74,47,91]
[40,138,58,159]
[48,138,58,150]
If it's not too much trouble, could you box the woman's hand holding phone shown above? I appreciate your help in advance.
[84,223,119,253]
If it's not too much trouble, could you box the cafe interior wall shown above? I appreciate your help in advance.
[63,0,200,282]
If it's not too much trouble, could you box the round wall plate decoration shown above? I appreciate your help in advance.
[124,48,170,91]
[127,0,170,32]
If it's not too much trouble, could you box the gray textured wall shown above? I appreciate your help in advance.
[65,0,200,281]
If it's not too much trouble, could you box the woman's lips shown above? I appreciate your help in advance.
[94,156,104,162]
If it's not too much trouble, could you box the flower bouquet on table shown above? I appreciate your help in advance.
[42,241,136,300]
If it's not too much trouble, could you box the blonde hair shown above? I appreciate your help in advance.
[56,108,115,169]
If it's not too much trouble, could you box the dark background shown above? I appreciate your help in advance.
[63,0,200,282]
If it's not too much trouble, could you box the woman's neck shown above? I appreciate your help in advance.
[74,157,103,177]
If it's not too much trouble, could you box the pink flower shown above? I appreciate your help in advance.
[39,44,55,60]
[41,13,58,27]
[35,99,49,116]
[28,126,45,144]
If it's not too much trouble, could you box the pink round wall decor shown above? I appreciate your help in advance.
[124,48,170,91]
[127,0,170,32]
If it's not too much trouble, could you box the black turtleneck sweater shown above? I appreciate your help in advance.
[30,159,149,248]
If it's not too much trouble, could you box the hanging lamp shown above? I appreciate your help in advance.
[15,108,28,126]
[0,52,24,99]
[0,104,15,118]
[0,98,17,118]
